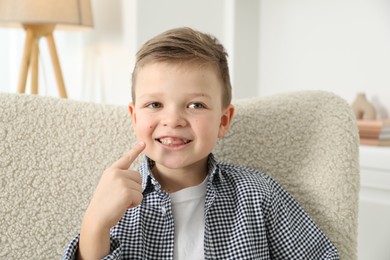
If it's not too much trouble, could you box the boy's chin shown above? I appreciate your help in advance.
[153,155,209,171]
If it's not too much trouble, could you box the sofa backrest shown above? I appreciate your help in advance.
[0,91,359,259]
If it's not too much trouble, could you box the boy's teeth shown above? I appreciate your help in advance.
[159,137,189,145]
[160,138,172,145]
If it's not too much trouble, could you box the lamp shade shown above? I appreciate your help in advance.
[0,0,93,29]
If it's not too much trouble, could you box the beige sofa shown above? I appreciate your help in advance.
[0,91,359,259]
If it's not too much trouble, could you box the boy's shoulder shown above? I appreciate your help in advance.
[213,160,298,212]
[217,159,269,179]
[212,160,284,211]
[215,160,276,191]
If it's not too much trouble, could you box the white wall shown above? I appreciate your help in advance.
[1,0,389,117]
[76,0,137,104]
[258,0,390,118]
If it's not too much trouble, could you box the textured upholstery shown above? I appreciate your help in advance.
[0,91,359,259]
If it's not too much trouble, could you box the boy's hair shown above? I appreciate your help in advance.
[131,27,232,108]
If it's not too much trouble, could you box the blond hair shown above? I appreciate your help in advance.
[131,27,232,108]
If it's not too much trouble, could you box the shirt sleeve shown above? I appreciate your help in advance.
[62,233,122,260]
[265,178,340,260]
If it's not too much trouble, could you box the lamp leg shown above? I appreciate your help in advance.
[46,33,67,98]
[17,28,34,94]
[31,39,39,95]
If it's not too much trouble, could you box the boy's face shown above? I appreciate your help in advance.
[129,62,234,172]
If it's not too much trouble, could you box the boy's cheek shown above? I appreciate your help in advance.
[134,124,154,140]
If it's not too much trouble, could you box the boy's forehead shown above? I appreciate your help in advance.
[137,61,221,83]
[135,63,223,96]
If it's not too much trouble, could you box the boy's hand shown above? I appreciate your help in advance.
[78,142,145,260]
[86,141,146,230]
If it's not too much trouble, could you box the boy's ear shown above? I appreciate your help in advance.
[128,102,137,125]
[218,104,234,138]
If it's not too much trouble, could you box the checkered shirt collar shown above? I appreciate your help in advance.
[139,153,220,193]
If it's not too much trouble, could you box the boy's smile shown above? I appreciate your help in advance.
[129,61,234,190]
[156,136,191,148]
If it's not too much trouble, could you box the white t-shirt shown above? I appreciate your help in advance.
[170,177,208,260]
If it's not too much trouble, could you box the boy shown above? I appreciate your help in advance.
[63,27,339,259]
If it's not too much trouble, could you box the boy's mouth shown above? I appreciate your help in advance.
[156,137,191,146]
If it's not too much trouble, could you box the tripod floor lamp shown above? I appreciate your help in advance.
[0,0,93,98]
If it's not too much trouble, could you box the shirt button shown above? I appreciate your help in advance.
[161,206,167,215]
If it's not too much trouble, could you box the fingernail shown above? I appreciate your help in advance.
[138,141,145,147]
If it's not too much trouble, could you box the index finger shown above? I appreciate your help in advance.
[112,141,146,170]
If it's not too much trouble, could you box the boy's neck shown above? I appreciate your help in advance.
[151,158,208,193]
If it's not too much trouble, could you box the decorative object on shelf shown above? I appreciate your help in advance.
[0,0,93,98]
[351,93,390,146]
[357,119,390,146]
[351,92,377,120]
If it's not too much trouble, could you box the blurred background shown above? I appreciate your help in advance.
[1,0,389,117]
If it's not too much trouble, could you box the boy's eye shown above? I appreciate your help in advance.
[188,103,205,109]
[146,102,162,109]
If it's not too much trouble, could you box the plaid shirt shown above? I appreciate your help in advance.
[63,154,339,259]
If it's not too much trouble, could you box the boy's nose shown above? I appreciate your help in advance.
[162,109,187,128]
